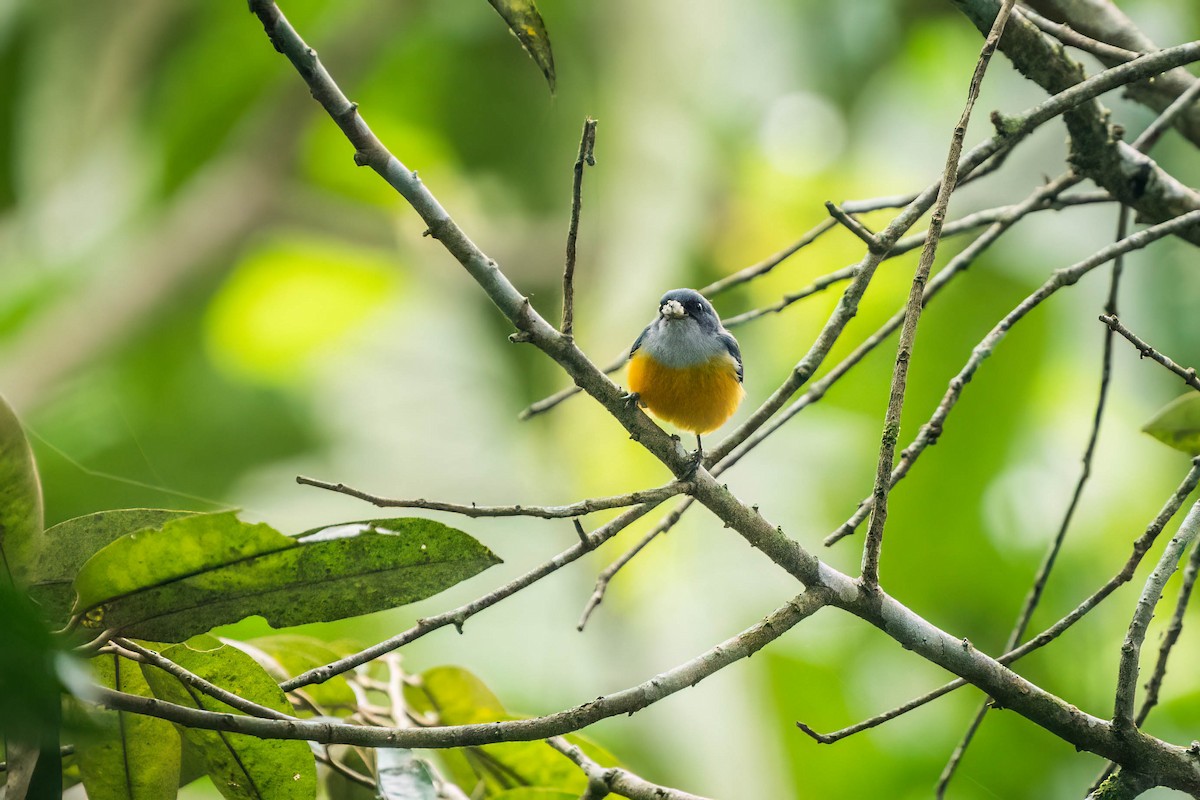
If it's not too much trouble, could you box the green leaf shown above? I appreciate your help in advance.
[0,392,43,586]
[376,749,438,800]
[405,667,617,795]
[72,513,500,642]
[78,653,181,800]
[26,509,198,625]
[491,791,579,800]
[228,634,359,711]
[140,639,316,800]
[486,0,556,92]
[1143,393,1200,455]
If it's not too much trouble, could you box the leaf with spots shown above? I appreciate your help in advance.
[71,513,500,642]
[140,638,315,800]
[486,0,556,92]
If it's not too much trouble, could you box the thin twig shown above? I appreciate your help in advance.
[1115,498,1200,727]
[798,459,1200,742]
[1130,74,1200,152]
[861,0,1016,588]
[296,475,691,519]
[829,208,1200,544]
[1016,6,1142,63]
[562,118,598,338]
[1100,314,1200,392]
[825,202,881,250]
[547,737,714,800]
[577,496,697,631]
[936,199,1130,798]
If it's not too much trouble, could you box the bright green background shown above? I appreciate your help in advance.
[2,1,1199,797]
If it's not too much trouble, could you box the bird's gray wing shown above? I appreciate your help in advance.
[718,331,743,383]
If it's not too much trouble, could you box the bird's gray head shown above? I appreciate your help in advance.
[657,288,721,334]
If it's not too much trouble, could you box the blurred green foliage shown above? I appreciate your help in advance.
[2,0,1200,797]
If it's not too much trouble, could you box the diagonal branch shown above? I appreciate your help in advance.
[1115,498,1200,727]
[1100,315,1200,393]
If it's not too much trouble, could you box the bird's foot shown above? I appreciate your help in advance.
[621,391,642,411]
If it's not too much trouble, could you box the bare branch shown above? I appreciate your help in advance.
[1138,538,1200,726]
[562,118,598,338]
[1015,6,1142,63]
[824,202,881,250]
[862,0,1016,588]
[1100,315,1200,393]
[577,496,697,631]
[295,475,691,520]
[1115,499,1200,727]
[547,737,714,800]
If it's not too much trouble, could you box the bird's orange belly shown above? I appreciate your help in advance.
[628,352,744,435]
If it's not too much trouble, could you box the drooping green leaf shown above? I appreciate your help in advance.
[1143,393,1200,455]
[26,509,199,624]
[405,667,617,796]
[140,639,316,800]
[0,392,43,586]
[228,634,360,711]
[491,790,579,800]
[376,749,438,800]
[72,514,500,642]
[486,0,556,92]
[78,653,181,800]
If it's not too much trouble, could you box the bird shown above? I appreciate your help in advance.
[626,288,744,465]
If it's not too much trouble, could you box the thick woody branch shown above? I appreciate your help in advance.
[1024,0,1200,147]
[951,1,1200,244]
[295,475,691,520]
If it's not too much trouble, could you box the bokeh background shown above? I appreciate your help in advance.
[3,0,1199,797]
